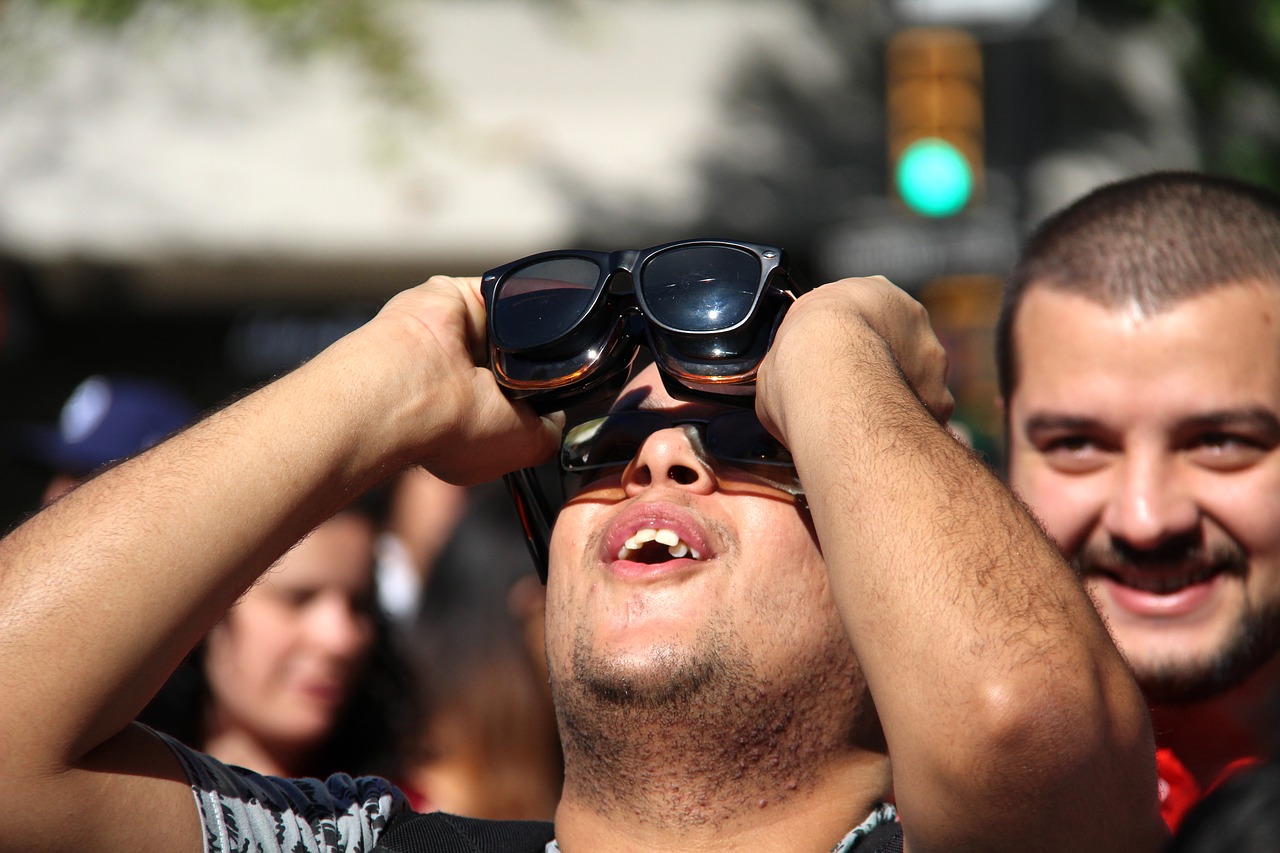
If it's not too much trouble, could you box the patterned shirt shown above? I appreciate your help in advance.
[156,728,410,852]
[158,727,899,853]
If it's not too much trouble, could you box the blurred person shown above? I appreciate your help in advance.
[0,263,1165,852]
[999,172,1280,830]
[139,489,418,782]
[375,466,469,626]
[1165,760,1280,853]
[402,480,562,821]
[20,373,197,504]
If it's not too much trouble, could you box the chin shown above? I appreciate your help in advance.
[568,621,742,711]
[1128,619,1280,705]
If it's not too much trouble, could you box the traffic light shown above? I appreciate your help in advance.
[886,27,983,217]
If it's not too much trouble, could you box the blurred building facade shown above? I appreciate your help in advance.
[2,0,1266,525]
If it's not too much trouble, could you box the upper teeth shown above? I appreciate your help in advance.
[618,527,703,561]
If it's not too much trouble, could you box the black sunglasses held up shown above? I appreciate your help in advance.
[482,239,809,580]
[481,239,807,412]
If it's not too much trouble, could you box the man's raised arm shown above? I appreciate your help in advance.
[0,277,559,852]
[757,278,1166,853]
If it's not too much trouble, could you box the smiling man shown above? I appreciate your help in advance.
[999,171,1280,831]
[0,267,1163,852]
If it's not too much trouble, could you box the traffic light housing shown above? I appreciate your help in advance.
[886,27,983,217]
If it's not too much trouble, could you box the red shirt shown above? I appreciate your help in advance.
[1156,747,1261,831]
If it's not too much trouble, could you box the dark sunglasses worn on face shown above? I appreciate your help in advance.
[561,410,803,497]
[482,239,807,413]
[484,239,809,580]
[508,407,806,581]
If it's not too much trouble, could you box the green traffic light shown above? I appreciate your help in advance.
[896,138,973,217]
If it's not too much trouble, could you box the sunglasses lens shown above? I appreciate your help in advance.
[494,257,602,348]
[640,246,762,332]
[560,410,801,496]
[561,412,663,476]
[706,411,793,467]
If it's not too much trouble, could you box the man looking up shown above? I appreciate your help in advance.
[0,267,1164,852]
[998,171,1280,830]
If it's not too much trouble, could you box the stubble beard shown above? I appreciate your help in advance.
[552,618,869,829]
[1075,539,1280,704]
[1132,600,1280,705]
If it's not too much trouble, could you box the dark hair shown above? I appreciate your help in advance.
[996,172,1280,402]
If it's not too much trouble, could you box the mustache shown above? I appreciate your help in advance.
[1071,535,1249,577]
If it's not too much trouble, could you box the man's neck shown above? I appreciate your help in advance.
[1150,652,1280,790]
[552,751,889,853]
[549,673,889,852]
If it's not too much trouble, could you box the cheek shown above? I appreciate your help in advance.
[203,623,253,697]
[738,503,828,609]
[204,610,290,692]
[543,505,594,664]
[1012,465,1104,553]
[1202,471,1280,562]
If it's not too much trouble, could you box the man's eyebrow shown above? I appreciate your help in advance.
[1180,407,1280,438]
[1022,413,1103,433]
[1022,408,1280,438]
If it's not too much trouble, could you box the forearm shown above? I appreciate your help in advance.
[0,330,414,767]
[0,276,557,852]
[769,306,1163,850]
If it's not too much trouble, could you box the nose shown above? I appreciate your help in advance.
[309,595,374,663]
[622,426,717,497]
[1100,453,1199,551]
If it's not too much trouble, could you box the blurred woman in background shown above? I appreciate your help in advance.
[139,489,417,782]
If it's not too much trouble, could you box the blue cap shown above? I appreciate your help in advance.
[25,375,198,476]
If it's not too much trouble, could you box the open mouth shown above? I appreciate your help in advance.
[616,527,704,563]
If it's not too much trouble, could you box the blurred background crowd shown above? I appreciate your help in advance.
[1,0,1279,824]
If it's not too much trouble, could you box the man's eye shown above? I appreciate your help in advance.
[1187,433,1268,471]
[1038,436,1107,473]
[586,434,643,467]
[735,436,790,464]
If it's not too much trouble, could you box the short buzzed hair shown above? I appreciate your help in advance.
[996,172,1280,401]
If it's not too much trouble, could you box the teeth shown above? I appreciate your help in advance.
[654,529,679,547]
[617,527,703,562]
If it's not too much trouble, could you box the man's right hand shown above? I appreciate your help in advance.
[336,275,563,485]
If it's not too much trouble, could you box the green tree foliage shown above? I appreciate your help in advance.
[1084,0,1280,191]
[26,0,429,108]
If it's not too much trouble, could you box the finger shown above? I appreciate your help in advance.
[453,276,490,365]
[408,275,489,365]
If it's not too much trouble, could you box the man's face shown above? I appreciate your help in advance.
[543,364,862,727]
[1006,283,1280,703]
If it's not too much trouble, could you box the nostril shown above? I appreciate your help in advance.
[669,465,699,485]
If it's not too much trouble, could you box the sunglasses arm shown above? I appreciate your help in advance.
[503,469,555,583]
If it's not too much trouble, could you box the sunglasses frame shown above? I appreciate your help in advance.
[485,238,809,581]
[482,239,805,413]
[560,410,799,484]
[506,408,805,583]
